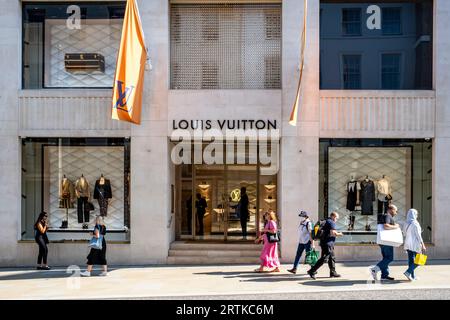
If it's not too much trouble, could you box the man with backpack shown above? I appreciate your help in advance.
[307,211,343,279]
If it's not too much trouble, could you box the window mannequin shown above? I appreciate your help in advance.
[377,175,392,214]
[75,175,91,228]
[94,174,112,217]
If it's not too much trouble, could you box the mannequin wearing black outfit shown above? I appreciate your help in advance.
[94,176,112,217]
[195,193,207,235]
[360,178,375,215]
[239,187,250,239]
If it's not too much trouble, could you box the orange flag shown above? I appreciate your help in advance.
[112,0,147,124]
[289,0,308,126]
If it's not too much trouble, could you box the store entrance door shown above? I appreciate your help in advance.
[177,163,262,242]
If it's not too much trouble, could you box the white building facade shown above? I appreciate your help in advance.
[0,0,449,267]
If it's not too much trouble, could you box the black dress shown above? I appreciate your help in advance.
[87,225,107,265]
[346,181,359,211]
[360,180,375,215]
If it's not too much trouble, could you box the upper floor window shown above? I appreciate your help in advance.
[342,8,362,36]
[22,2,125,89]
[381,53,402,89]
[382,7,402,35]
[170,3,281,90]
[320,0,433,90]
[342,54,361,89]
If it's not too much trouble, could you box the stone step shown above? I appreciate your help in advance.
[169,250,261,257]
[170,241,262,251]
[167,256,260,265]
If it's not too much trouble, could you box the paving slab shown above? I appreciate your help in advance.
[0,261,449,300]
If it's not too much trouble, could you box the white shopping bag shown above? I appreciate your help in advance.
[376,224,403,247]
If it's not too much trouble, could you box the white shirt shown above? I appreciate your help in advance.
[377,178,391,201]
[298,219,312,244]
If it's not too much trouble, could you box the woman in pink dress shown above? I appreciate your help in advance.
[255,211,281,272]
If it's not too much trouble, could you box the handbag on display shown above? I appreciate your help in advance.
[267,230,281,243]
[305,249,319,266]
[87,201,95,211]
[376,224,403,247]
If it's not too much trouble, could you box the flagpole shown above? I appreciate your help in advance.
[289,0,308,127]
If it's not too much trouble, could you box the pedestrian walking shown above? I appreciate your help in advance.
[34,212,51,270]
[288,211,315,274]
[255,211,281,273]
[81,216,108,277]
[403,208,426,281]
[370,204,400,281]
[307,212,343,279]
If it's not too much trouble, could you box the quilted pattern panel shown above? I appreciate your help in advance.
[328,147,411,231]
[45,19,122,87]
[46,146,125,230]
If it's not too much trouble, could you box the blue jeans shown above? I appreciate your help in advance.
[292,241,311,269]
[376,245,394,278]
[406,250,419,278]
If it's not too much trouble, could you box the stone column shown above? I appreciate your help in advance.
[433,0,450,258]
[0,0,21,266]
[280,0,320,262]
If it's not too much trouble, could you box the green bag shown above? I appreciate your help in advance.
[305,249,319,266]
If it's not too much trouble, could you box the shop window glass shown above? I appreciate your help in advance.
[382,7,402,35]
[320,0,433,90]
[22,2,125,89]
[21,138,130,242]
[342,8,361,36]
[381,53,401,89]
[319,139,432,244]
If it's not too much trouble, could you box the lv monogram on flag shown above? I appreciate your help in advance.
[112,0,147,125]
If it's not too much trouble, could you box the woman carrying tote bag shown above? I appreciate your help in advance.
[81,216,108,277]
[403,209,426,281]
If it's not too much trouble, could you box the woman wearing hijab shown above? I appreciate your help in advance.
[403,209,426,281]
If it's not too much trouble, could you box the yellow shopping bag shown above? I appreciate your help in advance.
[414,253,427,266]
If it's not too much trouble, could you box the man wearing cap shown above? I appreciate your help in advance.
[370,204,400,281]
[288,211,315,274]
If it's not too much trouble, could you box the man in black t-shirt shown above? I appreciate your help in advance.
[307,212,343,279]
[371,204,400,281]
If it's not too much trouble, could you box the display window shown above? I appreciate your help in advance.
[22,2,126,89]
[320,0,433,90]
[319,139,432,244]
[21,138,130,242]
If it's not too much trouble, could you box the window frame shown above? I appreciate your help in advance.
[341,53,362,89]
[341,7,362,37]
[382,6,403,36]
[380,52,403,89]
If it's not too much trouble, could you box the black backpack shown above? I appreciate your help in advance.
[311,219,327,240]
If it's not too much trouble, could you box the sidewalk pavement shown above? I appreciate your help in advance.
[1,261,450,300]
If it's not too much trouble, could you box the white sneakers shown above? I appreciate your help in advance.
[99,271,108,277]
[369,265,380,281]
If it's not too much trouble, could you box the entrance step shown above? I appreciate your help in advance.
[167,241,262,265]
